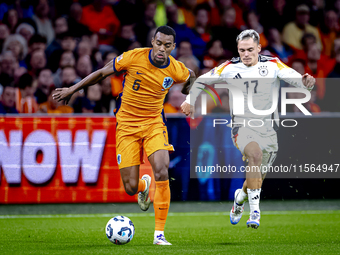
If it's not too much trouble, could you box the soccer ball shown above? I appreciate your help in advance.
[105,216,135,245]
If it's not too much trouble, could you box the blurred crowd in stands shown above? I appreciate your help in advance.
[1,0,340,115]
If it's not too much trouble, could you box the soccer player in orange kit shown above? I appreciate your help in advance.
[53,26,195,245]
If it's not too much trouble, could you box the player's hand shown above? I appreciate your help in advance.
[52,87,73,105]
[302,73,315,88]
[181,101,195,119]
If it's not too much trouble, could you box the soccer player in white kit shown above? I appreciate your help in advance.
[181,30,315,228]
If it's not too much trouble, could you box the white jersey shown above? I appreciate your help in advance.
[187,55,310,136]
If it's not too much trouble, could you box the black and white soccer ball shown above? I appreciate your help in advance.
[105,216,135,245]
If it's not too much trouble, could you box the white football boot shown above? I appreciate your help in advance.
[153,234,172,245]
[138,174,151,211]
[246,210,260,229]
[230,189,245,225]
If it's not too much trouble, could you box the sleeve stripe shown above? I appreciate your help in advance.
[185,69,190,81]
[216,61,231,76]
[113,57,117,72]
[270,59,288,70]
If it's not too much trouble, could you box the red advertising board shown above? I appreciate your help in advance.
[0,116,155,204]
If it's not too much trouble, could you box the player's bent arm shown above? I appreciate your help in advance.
[53,60,116,102]
[181,69,196,95]
[278,65,315,91]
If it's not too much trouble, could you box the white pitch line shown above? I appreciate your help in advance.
[0,210,339,220]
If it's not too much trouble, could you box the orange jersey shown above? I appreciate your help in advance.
[114,48,190,125]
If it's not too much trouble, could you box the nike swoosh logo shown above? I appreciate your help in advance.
[136,71,145,75]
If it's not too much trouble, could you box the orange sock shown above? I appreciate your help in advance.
[137,179,146,193]
[153,180,170,231]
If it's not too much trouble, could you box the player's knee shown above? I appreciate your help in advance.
[248,151,263,165]
[124,181,138,196]
[154,165,169,181]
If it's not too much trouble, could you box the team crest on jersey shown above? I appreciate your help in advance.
[259,66,268,76]
[210,68,216,75]
[162,77,173,89]
[117,154,122,165]
[117,54,123,62]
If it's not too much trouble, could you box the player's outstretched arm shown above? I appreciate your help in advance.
[52,59,115,104]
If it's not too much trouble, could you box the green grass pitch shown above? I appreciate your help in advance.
[0,211,339,254]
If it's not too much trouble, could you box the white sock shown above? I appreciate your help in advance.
[247,188,261,213]
[236,188,248,204]
[154,230,164,239]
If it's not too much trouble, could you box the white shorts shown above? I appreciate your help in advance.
[231,127,278,174]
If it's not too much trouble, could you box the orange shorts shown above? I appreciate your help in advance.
[116,122,174,169]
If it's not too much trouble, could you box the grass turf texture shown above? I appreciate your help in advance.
[0,211,339,254]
